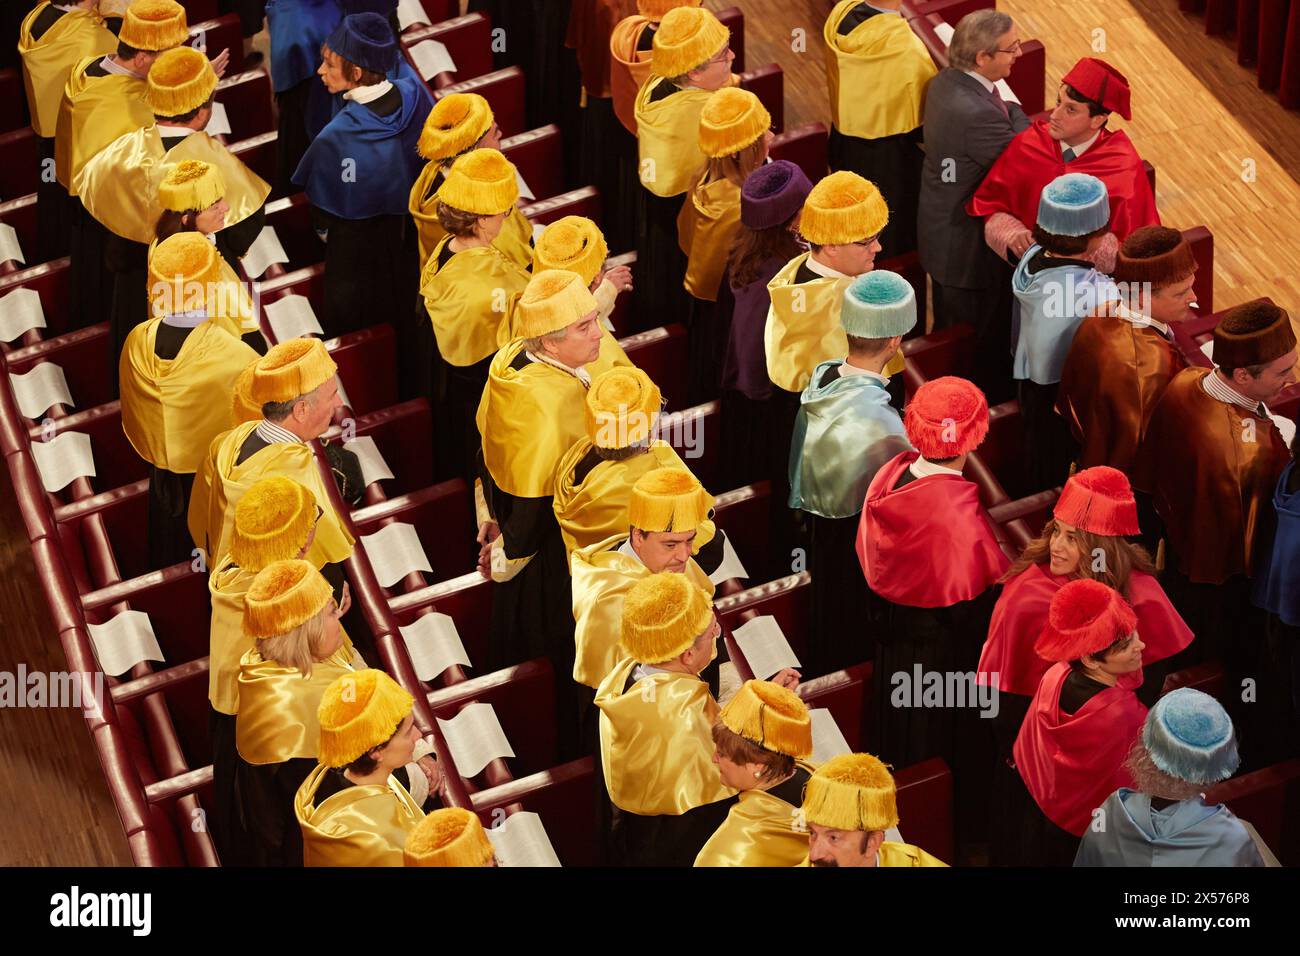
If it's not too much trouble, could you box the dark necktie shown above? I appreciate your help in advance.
[1062,147,1077,162]
[987,83,1009,119]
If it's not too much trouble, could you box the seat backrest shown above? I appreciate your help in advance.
[4,322,114,414]
[619,323,687,411]
[320,399,436,498]
[0,127,37,202]
[437,66,527,138]
[391,572,493,669]
[737,65,784,133]
[326,323,399,416]
[1205,758,1300,866]
[215,69,274,143]
[769,122,829,182]
[894,757,955,864]
[350,478,476,583]
[799,662,873,751]
[469,757,599,866]
[187,15,246,74]
[523,186,603,227]
[403,13,495,84]
[501,124,564,204]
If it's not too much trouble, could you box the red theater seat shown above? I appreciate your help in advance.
[187,16,246,75]
[1206,758,1300,865]
[320,399,436,498]
[894,757,956,864]
[618,324,688,411]
[0,128,38,202]
[325,323,399,416]
[501,125,565,205]
[470,757,599,866]
[903,322,976,384]
[717,573,812,668]
[0,194,37,261]
[0,69,26,136]
[4,324,114,415]
[769,123,829,182]
[228,132,281,198]
[260,194,325,273]
[402,14,495,87]
[215,69,274,143]
[716,7,747,72]
[738,65,784,134]
[181,0,219,21]
[350,479,477,583]
[29,402,147,497]
[523,186,602,227]
[436,67,527,138]
[660,400,720,491]
[0,260,71,350]
[799,662,873,750]
[390,572,493,670]
[712,482,771,585]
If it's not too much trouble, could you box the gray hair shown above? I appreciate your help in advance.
[523,325,569,355]
[948,10,1014,71]
[1125,739,1204,802]
[261,386,318,422]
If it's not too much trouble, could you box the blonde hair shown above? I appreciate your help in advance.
[255,605,334,678]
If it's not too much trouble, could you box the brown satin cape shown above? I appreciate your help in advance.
[595,655,734,815]
[1136,367,1290,583]
[294,762,424,866]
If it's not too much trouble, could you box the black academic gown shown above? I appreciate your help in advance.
[28,6,73,263]
[144,322,201,569]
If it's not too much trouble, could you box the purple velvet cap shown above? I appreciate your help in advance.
[740,160,813,231]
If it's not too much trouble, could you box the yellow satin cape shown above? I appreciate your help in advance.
[408,160,534,271]
[765,252,906,393]
[595,656,734,815]
[476,336,631,498]
[677,172,741,302]
[571,535,715,690]
[553,439,711,558]
[18,4,118,138]
[823,1,936,140]
[633,78,713,198]
[118,317,259,474]
[420,236,531,367]
[694,760,819,867]
[235,645,360,765]
[208,553,358,715]
[294,763,424,866]
[190,420,355,568]
[54,55,151,193]
[75,126,271,244]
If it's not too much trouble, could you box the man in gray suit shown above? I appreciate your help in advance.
[918,10,1028,400]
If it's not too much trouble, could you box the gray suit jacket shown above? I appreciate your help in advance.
[917,68,1028,289]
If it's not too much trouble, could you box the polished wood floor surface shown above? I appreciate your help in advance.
[4,0,1300,867]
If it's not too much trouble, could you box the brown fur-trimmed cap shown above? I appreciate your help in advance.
[1212,300,1297,371]
[1113,226,1197,289]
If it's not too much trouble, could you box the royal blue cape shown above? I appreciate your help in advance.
[292,70,433,220]
[1252,459,1300,626]
[266,0,343,93]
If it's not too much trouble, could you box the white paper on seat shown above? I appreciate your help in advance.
[396,0,430,30]
[531,222,547,245]
[86,609,165,677]
[409,39,457,80]
[0,287,47,342]
[241,225,289,279]
[487,811,563,867]
[398,611,471,681]
[731,614,801,680]
[359,521,433,586]
[30,431,96,492]
[808,707,852,766]
[263,294,324,340]
[516,169,535,202]
[9,362,73,419]
[344,435,394,488]
[204,101,232,136]
[435,702,515,778]
[932,22,1021,105]
[708,533,749,584]
[0,222,26,267]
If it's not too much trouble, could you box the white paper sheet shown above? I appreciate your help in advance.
[435,702,515,778]
[487,811,563,867]
[9,362,73,419]
[708,532,749,584]
[932,22,1022,105]
[409,39,457,80]
[0,222,26,266]
[30,431,96,492]
[86,609,165,677]
[730,614,801,679]
[241,225,289,279]
[0,287,47,342]
[204,101,232,136]
[515,169,535,202]
[808,707,852,766]
[396,0,430,30]
[343,435,394,488]
[531,222,547,245]
[359,521,433,587]
[398,611,471,681]
[1271,414,1297,448]
[263,294,324,340]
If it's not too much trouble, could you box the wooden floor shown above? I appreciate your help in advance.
[5,0,1300,867]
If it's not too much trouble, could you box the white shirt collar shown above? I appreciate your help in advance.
[52,3,82,12]
[617,537,642,564]
[839,359,889,386]
[1062,129,1102,159]
[908,456,965,479]
[1115,300,1171,338]
[525,349,592,387]
[161,310,207,328]
[157,123,196,140]
[1201,369,1261,414]
[255,418,305,445]
[804,254,851,280]
[963,70,996,94]
[344,80,393,105]
[632,662,672,682]
[100,55,142,78]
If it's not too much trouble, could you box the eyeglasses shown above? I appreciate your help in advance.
[996,39,1024,54]
[851,232,883,247]
[704,44,732,66]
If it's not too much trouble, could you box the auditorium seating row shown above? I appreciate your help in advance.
[5,1,1298,866]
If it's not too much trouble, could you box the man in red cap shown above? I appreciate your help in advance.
[855,375,1009,851]
[1009,578,1147,865]
[968,57,1158,266]
[1056,226,1199,477]
[1136,301,1296,754]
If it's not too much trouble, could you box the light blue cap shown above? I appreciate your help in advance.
[840,270,917,339]
[1035,172,1110,237]
[1143,688,1240,786]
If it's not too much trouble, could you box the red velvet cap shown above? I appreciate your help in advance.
[1053,466,1140,536]
[1035,578,1138,663]
[903,376,989,459]
[1062,57,1132,121]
